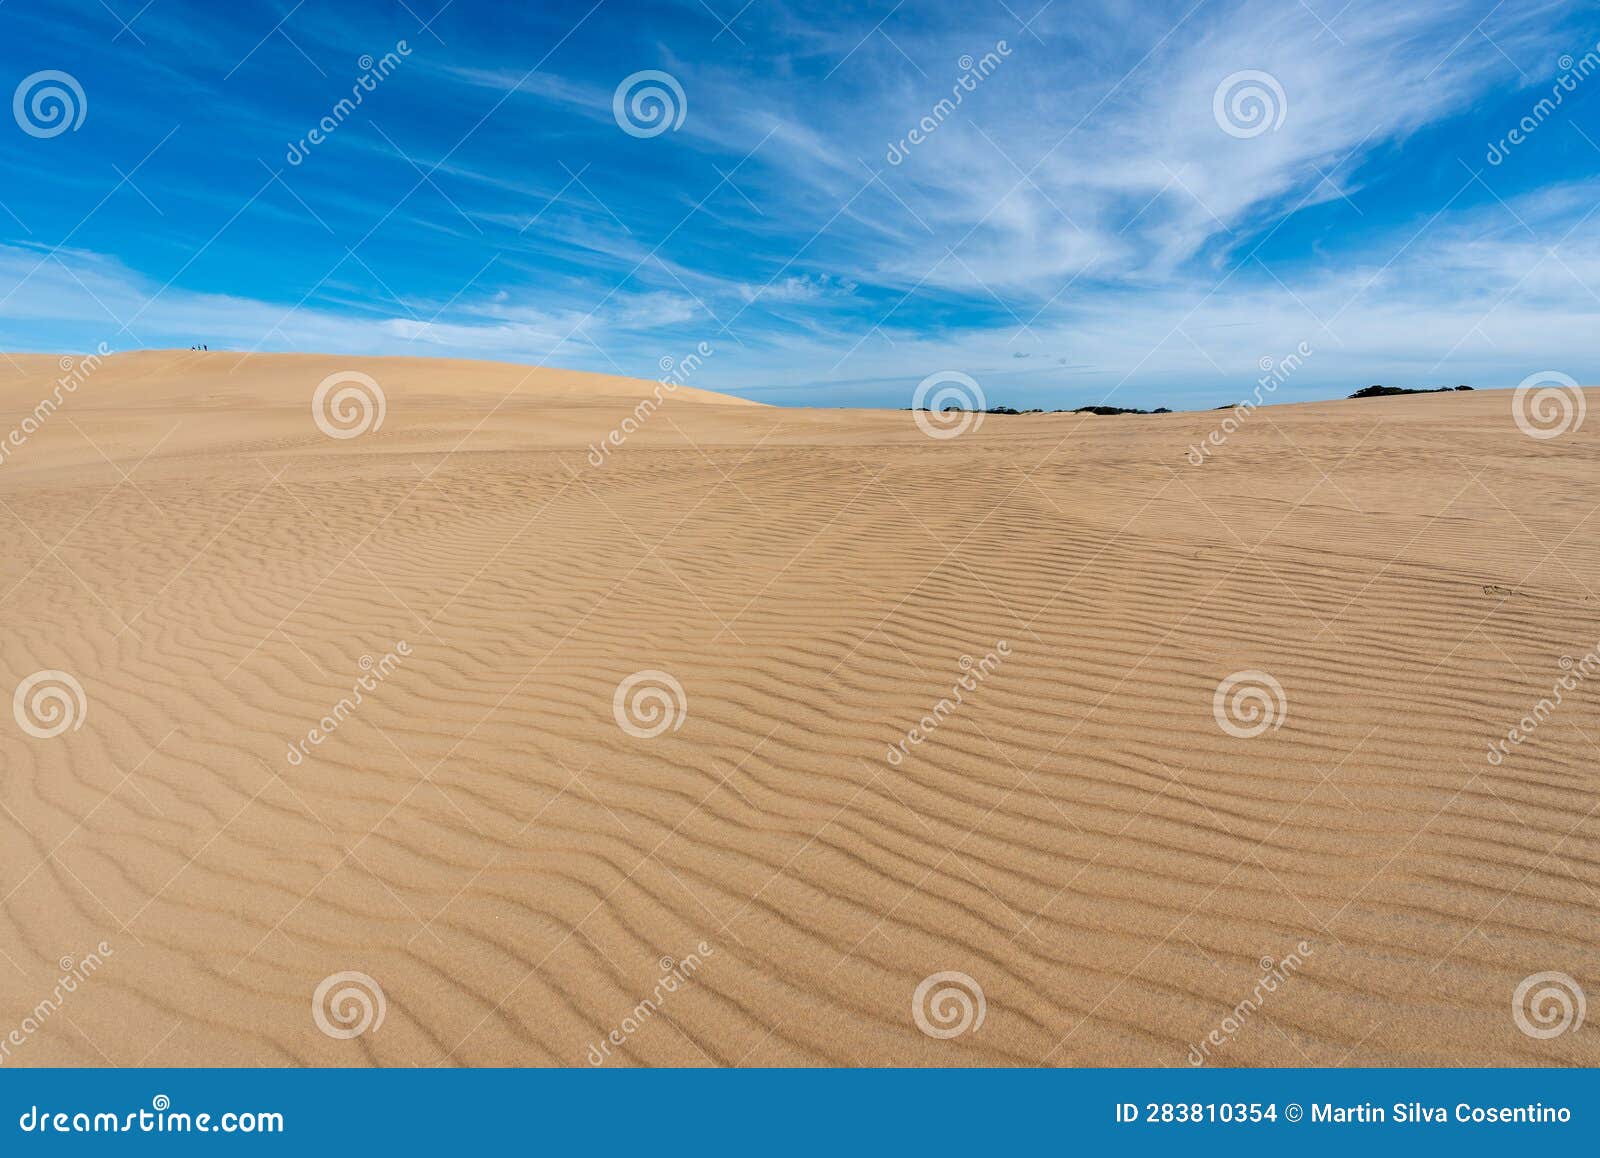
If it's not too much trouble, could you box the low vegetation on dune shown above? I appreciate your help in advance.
[909,386,1478,417]
[1349,384,1475,398]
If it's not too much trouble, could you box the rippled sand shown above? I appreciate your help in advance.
[1,350,1595,1066]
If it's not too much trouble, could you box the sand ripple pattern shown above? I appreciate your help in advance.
[0,352,1596,1067]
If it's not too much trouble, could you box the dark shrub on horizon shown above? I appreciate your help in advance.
[1349,384,1470,398]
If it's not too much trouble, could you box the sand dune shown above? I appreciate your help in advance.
[1,349,1596,1067]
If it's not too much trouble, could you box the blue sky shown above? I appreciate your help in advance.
[1,0,1597,408]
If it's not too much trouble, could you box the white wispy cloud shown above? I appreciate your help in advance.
[0,243,700,366]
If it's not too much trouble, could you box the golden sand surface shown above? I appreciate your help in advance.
[1,350,1595,1066]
